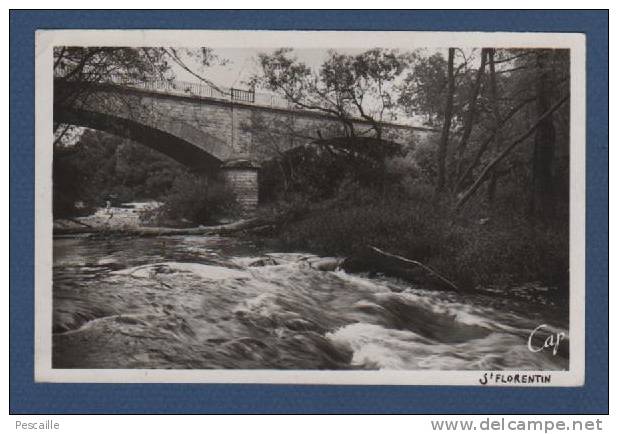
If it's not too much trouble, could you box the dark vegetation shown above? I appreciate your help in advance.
[257,137,568,291]
[156,174,237,225]
[253,47,570,292]
[53,129,236,225]
[54,46,571,292]
[273,188,568,291]
[53,46,234,225]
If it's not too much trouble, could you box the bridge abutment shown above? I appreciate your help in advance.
[220,159,260,212]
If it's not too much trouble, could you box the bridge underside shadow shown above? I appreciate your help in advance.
[55,107,222,173]
[55,107,261,211]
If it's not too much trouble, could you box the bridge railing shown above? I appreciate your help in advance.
[230,87,255,103]
[55,67,301,110]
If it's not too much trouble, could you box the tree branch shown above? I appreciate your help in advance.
[368,246,460,292]
[454,95,536,192]
[163,48,225,94]
[454,93,569,211]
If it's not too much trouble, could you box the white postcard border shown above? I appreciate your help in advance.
[34,30,586,386]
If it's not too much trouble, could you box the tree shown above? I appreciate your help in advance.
[486,48,503,203]
[398,51,449,126]
[454,48,488,181]
[399,48,490,193]
[455,93,569,212]
[53,46,223,147]
[454,49,536,194]
[435,48,456,193]
[253,48,410,139]
[452,48,569,213]
[529,50,558,218]
[398,47,569,216]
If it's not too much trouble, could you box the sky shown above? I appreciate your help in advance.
[172,47,374,90]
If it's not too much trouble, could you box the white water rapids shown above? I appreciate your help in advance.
[52,235,569,370]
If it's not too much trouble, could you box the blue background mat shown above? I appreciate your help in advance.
[9,10,608,414]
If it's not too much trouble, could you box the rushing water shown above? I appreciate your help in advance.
[52,235,569,370]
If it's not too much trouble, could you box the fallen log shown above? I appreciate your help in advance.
[340,246,461,292]
[53,216,279,237]
[67,218,94,228]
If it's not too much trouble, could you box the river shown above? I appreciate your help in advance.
[52,235,569,371]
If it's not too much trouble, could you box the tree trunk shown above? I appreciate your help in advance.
[529,50,557,219]
[487,48,503,204]
[436,48,455,193]
[455,48,488,181]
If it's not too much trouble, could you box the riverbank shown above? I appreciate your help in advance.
[267,191,570,295]
[55,186,570,296]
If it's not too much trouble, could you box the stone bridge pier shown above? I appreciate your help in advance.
[219,159,260,212]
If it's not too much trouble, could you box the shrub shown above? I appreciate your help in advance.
[156,173,238,225]
[276,183,569,291]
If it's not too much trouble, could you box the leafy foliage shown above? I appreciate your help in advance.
[254,48,410,137]
[53,129,238,225]
[398,51,450,124]
[53,129,187,217]
[157,173,238,225]
[260,136,404,202]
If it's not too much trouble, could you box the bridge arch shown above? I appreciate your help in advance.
[55,106,260,210]
[55,107,223,173]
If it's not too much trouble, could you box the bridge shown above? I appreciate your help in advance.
[54,75,435,210]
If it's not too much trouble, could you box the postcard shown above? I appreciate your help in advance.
[34,29,585,386]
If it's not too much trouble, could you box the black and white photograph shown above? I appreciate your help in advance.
[34,30,586,385]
